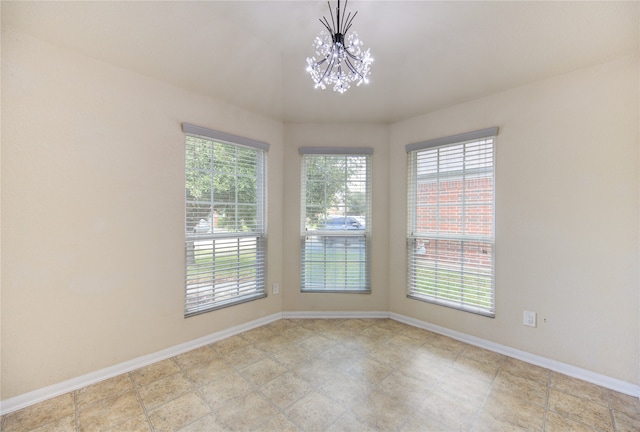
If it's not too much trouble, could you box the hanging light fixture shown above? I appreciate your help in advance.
[306,0,373,94]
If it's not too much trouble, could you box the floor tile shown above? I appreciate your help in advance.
[259,371,313,409]
[501,357,549,384]
[318,370,371,407]
[550,372,609,407]
[449,355,500,385]
[400,411,452,432]
[365,343,411,366]
[175,414,226,432]
[238,357,288,386]
[351,392,414,431]
[198,372,254,409]
[280,325,315,343]
[419,388,481,431]
[460,345,505,366]
[291,357,342,386]
[610,389,640,418]
[77,391,144,432]
[544,411,600,432]
[30,414,76,432]
[216,391,279,430]
[480,388,545,431]
[131,359,181,387]
[254,413,301,432]
[297,334,336,355]
[386,333,426,352]
[472,411,531,432]
[326,413,378,432]
[252,334,293,353]
[137,372,193,410]
[285,391,346,432]
[239,326,274,343]
[492,367,548,407]
[377,371,432,409]
[346,356,394,385]
[614,409,640,432]
[221,345,267,370]
[270,343,313,368]
[435,370,492,406]
[208,334,249,356]
[183,357,234,387]
[76,374,133,408]
[103,414,151,432]
[547,388,613,431]
[2,393,75,432]
[147,391,211,432]
[174,346,217,369]
[316,343,366,372]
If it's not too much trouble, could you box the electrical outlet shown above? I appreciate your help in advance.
[523,310,537,327]
[272,283,279,295]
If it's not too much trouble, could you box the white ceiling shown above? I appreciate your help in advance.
[3,1,638,124]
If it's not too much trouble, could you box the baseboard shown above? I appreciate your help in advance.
[282,310,390,319]
[0,312,282,415]
[390,312,640,398]
[3,310,638,415]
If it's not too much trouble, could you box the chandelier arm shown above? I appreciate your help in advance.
[344,49,366,63]
[343,11,357,35]
[344,57,365,79]
[327,1,336,33]
[340,0,348,33]
[319,17,332,34]
[316,47,338,84]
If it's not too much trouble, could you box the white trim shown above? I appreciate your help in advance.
[405,127,499,152]
[0,313,282,415]
[182,123,270,151]
[282,310,390,319]
[390,312,640,398]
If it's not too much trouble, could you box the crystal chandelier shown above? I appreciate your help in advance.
[306,0,373,94]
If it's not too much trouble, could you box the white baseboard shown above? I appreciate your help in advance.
[389,312,640,398]
[0,312,282,416]
[3,310,638,415]
[282,310,390,319]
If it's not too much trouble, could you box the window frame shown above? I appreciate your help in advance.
[406,128,497,317]
[183,123,268,317]
[299,148,373,293]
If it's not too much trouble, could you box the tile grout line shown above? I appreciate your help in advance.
[175,350,221,431]
[541,369,552,431]
[466,348,507,432]
[128,372,155,432]
[607,390,618,432]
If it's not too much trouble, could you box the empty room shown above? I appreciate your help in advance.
[1,1,639,431]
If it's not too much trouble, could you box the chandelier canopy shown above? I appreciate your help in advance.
[306,0,373,94]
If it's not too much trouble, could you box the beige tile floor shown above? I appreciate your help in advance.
[2,318,639,431]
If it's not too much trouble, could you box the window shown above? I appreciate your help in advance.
[183,123,268,317]
[406,128,497,316]
[300,148,372,292]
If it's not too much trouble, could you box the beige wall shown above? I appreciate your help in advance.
[0,30,284,399]
[282,124,390,313]
[389,56,639,384]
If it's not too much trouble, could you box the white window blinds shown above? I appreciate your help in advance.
[184,124,268,317]
[300,149,372,292]
[406,128,496,316]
